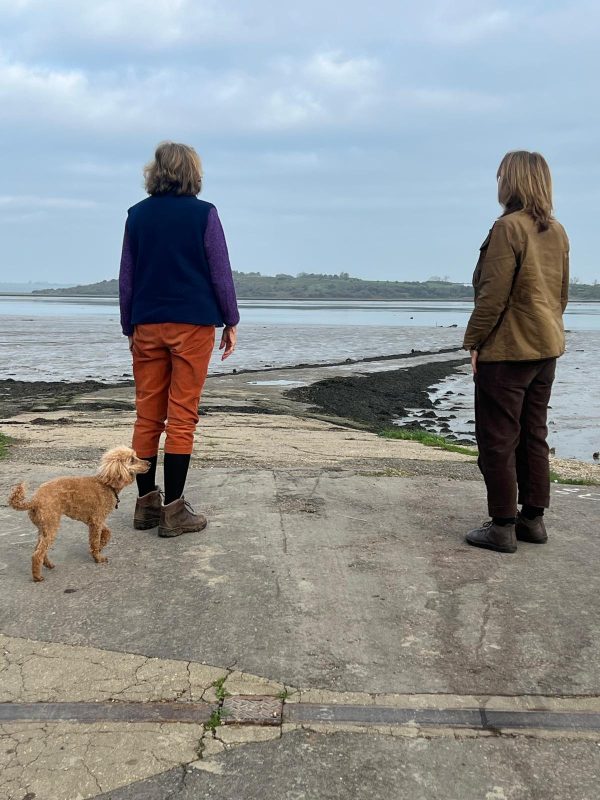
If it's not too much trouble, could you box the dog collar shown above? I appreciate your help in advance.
[111,488,120,509]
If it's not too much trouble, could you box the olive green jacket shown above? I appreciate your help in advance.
[463,210,569,361]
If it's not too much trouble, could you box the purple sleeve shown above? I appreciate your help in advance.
[119,224,134,336]
[204,207,240,327]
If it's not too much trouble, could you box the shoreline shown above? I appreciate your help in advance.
[4,290,600,302]
[0,351,597,481]
[286,357,471,435]
[0,347,461,420]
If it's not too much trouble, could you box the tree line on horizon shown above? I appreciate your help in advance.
[31,271,600,300]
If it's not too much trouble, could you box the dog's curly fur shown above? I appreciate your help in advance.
[8,447,150,582]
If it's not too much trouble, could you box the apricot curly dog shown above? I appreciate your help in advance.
[8,446,150,582]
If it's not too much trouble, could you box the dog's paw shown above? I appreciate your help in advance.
[32,575,45,582]
[95,556,109,564]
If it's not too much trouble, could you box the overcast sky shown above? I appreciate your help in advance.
[0,0,598,285]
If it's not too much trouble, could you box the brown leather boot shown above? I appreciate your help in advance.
[516,513,548,544]
[133,487,163,530]
[158,496,207,538]
[465,521,517,553]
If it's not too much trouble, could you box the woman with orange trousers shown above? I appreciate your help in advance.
[119,141,239,538]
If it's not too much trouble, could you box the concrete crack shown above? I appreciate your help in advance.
[185,661,192,701]
[279,509,288,554]
[475,589,493,662]
[274,470,289,554]
[308,473,323,499]
[173,765,189,797]
[82,763,103,796]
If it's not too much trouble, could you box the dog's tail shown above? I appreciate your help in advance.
[8,483,32,511]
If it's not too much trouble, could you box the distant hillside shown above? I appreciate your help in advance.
[34,279,120,297]
[32,273,474,300]
[1,281,70,292]
[31,272,600,301]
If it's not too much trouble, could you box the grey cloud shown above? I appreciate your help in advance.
[0,0,597,283]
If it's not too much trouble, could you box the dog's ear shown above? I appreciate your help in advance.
[97,448,135,490]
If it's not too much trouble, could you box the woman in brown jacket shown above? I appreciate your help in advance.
[464,151,569,553]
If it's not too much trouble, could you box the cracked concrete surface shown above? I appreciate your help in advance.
[2,631,600,798]
[93,730,600,800]
[0,634,292,798]
[3,466,598,696]
[0,721,203,800]
[0,634,227,704]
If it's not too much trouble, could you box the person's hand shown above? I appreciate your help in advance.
[128,336,134,353]
[219,326,237,360]
[470,349,478,375]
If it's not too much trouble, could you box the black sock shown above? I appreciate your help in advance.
[521,505,544,520]
[136,455,158,497]
[492,516,516,526]
[164,453,191,504]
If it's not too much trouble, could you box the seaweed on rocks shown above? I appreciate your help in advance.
[0,379,134,419]
[286,357,469,429]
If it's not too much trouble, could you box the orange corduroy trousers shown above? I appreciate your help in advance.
[132,323,215,456]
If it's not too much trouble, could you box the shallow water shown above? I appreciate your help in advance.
[0,296,473,381]
[3,295,600,330]
[405,330,600,463]
[0,296,598,462]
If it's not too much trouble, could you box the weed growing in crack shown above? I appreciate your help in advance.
[203,677,231,732]
[204,710,222,733]
[212,677,230,702]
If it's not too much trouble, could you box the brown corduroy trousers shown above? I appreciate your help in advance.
[475,358,557,518]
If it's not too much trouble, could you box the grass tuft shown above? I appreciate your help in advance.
[378,429,598,485]
[550,470,599,487]
[379,428,477,457]
[0,432,10,460]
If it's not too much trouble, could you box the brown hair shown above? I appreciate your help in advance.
[144,141,202,196]
[497,150,553,232]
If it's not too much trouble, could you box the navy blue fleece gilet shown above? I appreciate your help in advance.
[127,194,224,327]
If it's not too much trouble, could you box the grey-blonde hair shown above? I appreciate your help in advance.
[144,141,202,196]
[497,150,553,232]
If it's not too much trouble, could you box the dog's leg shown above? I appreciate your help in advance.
[43,554,55,569]
[31,516,59,582]
[32,536,46,582]
[100,526,111,550]
[89,523,108,564]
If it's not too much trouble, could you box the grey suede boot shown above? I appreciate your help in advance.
[465,521,517,553]
[158,496,207,538]
[133,487,163,530]
[516,513,548,544]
